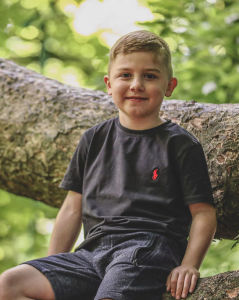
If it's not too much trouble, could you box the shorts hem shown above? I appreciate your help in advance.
[95,290,125,300]
[22,262,62,300]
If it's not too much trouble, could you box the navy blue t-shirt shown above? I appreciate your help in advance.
[60,117,214,247]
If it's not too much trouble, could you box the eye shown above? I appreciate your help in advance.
[144,73,157,79]
[120,73,132,78]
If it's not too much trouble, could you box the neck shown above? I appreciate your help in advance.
[118,114,166,130]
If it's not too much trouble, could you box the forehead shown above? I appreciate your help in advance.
[111,51,165,70]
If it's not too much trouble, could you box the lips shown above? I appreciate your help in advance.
[125,96,148,101]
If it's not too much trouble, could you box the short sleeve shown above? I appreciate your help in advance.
[59,133,90,194]
[175,142,214,206]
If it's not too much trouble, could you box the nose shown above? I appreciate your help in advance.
[130,76,145,92]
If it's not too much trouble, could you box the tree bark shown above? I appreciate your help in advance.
[1,59,239,299]
[162,270,239,300]
[0,58,239,240]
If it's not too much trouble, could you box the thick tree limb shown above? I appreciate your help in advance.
[0,58,239,240]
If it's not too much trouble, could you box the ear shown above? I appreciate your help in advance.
[165,77,177,97]
[104,75,112,95]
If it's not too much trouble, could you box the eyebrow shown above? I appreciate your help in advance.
[144,68,161,73]
[116,68,161,73]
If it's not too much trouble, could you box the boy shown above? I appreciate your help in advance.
[0,30,216,300]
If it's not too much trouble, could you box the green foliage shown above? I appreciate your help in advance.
[0,0,109,90]
[201,239,239,277]
[141,0,239,103]
[232,234,239,249]
[0,189,57,273]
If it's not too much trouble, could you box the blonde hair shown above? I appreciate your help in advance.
[108,30,173,78]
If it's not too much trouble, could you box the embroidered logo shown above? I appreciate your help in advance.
[152,168,159,181]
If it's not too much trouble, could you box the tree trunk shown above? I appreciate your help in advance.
[1,59,239,299]
[0,58,239,240]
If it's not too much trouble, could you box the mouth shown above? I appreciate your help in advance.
[125,96,148,102]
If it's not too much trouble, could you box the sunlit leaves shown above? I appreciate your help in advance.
[6,36,41,57]
[145,0,239,103]
[201,239,239,277]
[0,189,57,273]
[0,0,109,90]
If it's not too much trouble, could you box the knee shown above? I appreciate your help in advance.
[0,270,12,298]
[0,268,20,299]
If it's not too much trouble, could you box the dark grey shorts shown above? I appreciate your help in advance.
[24,232,184,300]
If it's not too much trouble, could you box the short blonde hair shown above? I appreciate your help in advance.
[108,30,173,78]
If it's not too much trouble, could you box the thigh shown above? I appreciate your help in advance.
[24,250,101,300]
[95,233,182,300]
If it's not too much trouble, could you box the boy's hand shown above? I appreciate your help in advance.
[166,265,200,299]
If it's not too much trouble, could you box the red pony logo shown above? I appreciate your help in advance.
[152,168,159,181]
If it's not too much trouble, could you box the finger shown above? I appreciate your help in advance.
[166,273,172,292]
[189,273,199,293]
[170,271,179,297]
[181,273,191,298]
[175,273,186,299]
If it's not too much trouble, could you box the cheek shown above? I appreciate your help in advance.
[112,82,128,95]
[152,83,167,95]
[148,86,162,97]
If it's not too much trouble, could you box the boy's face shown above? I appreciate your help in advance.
[104,51,177,127]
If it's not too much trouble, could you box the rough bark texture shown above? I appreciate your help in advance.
[162,270,239,300]
[1,59,239,299]
[0,58,239,240]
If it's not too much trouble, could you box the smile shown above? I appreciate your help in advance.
[125,97,148,101]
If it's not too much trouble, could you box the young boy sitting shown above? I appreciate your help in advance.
[0,30,217,300]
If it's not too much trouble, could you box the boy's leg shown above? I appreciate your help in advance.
[0,264,55,300]
[0,250,102,300]
[0,249,102,300]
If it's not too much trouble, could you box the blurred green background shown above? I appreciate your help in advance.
[0,0,239,275]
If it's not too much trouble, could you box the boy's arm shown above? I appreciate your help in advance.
[47,190,83,255]
[166,202,217,300]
